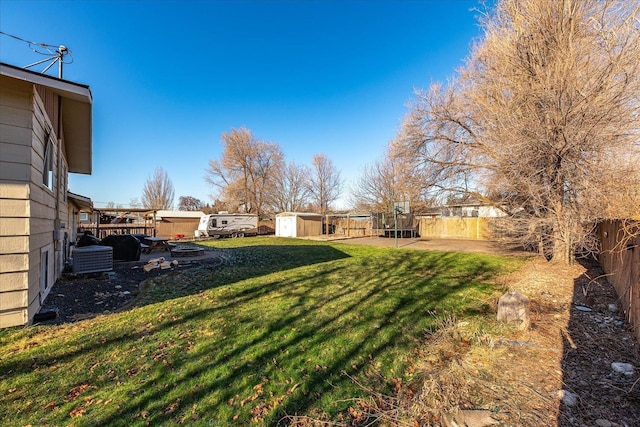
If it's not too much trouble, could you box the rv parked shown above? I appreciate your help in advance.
[196,213,258,238]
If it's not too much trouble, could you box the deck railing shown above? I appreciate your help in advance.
[79,224,155,240]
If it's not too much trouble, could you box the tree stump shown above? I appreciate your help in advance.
[497,292,530,330]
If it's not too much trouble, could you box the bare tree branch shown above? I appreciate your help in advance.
[141,166,175,210]
[396,0,640,263]
[205,127,284,215]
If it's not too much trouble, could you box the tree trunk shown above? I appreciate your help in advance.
[551,225,570,265]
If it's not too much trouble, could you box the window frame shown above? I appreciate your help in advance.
[42,132,54,192]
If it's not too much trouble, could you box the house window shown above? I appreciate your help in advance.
[40,244,55,302]
[80,212,89,222]
[43,132,54,191]
[40,248,50,292]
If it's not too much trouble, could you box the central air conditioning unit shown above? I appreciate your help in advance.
[72,245,113,274]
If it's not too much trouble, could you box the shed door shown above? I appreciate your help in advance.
[277,217,295,237]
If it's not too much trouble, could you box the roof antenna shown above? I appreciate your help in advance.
[0,31,73,78]
[24,45,71,79]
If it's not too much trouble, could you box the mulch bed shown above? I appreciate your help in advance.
[559,258,640,426]
[37,256,221,325]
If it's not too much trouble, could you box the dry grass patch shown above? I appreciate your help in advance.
[322,258,585,427]
[407,259,582,426]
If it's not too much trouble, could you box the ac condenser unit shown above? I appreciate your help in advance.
[72,245,113,274]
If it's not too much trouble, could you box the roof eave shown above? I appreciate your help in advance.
[67,191,93,211]
[0,63,93,174]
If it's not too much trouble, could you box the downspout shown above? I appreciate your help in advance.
[95,209,101,238]
[54,96,63,256]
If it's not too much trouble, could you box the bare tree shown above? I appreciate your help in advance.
[141,167,175,210]
[205,127,284,216]
[397,0,640,264]
[270,161,311,212]
[308,153,343,215]
[351,144,428,213]
[178,196,204,211]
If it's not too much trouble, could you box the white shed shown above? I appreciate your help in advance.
[275,212,323,238]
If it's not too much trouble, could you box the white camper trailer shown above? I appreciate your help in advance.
[196,213,258,238]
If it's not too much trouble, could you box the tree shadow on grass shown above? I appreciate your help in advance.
[0,243,514,426]
[131,243,353,307]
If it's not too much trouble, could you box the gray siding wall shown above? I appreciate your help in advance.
[0,77,70,327]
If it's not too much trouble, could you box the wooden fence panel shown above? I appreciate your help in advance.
[334,218,371,237]
[155,221,200,239]
[597,220,640,341]
[418,217,493,240]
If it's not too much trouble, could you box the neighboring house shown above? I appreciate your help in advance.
[417,200,507,240]
[0,63,92,328]
[67,190,94,243]
[68,191,94,226]
[423,201,507,218]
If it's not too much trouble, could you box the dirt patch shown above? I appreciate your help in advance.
[303,236,639,426]
[397,258,639,427]
[37,247,223,324]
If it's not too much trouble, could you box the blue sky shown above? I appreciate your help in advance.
[1,0,486,209]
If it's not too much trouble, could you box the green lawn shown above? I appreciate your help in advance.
[0,237,523,426]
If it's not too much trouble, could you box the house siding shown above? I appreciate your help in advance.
[0,77,69,327]
[0,78,32,327]
[1,65,91,328]
[29,87,62,311]
[0,271,29,291]
[0,217,29,235]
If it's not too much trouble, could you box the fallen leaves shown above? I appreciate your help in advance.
[69,406,85,417]
[65,384,91,401]
[162,401,180,416]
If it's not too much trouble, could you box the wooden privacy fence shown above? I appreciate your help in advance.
[334,218,372,237]
[418,217,494,240]
[155,219,201,239]
[597,220,640,341]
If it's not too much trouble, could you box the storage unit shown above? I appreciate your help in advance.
[72,246,113,274]
[275,212,323,238]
